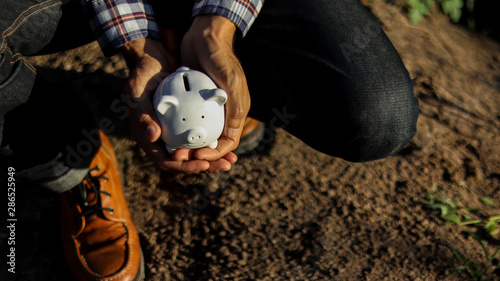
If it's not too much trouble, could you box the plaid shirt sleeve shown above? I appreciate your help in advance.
[192,0,265,36]
[81,0,160,56]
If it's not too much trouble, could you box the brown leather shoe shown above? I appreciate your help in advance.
[61,131,144,281]
[234,117,266,155]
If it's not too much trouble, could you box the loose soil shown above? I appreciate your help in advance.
[6,0,500,280]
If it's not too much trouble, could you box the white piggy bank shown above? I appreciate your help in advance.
[153,67,227,153]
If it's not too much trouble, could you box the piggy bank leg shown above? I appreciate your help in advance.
[208,140,218,149]
[166,145,177,154]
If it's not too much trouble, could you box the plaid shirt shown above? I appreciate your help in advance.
[192,0,264,36]
[82,0,264,56]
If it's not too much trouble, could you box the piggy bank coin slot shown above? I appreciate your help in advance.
[182,73,190,92]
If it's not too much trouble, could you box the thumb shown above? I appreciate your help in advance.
[224,108,246,142]
[129,96,162,143]
[144,114,161,142]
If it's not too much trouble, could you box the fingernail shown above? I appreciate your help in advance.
[147,125,156,141]
[227,127,239,140]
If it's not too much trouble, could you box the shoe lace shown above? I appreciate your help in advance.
[74,166,114,217]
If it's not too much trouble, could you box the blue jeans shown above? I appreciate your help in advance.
[0,0,419,192]
[241,0,419,162]
[0,0,97,192]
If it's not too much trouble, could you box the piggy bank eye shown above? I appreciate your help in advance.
[201,115,205,119]
[182,118,186,122]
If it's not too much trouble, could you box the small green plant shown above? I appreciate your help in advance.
[444,236,500,281]
[407,0,473,24]
[408,0,434,23]
[418,189,500,280]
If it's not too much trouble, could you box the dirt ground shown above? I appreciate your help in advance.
[4,0,500,280]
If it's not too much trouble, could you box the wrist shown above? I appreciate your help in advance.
[120,38,147,69]
[189,15,237,45]
[120,38,171,69]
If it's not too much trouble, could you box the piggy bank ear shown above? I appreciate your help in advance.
[201,89,227,106]
[155,96,179,115]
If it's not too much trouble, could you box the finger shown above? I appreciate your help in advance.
[205,158,233,173]
[194,136,239,161]
[210,71,250,144]
[161,148,235,173]
[142,112,162,143]
[125,79,164,144]
[143,142,211,173]
[225,109,247,141]
[170,148,193,161]
[160,141,236,173]
[224,92,248,140]
[222,151,238,164]
[137,137,213,173]
[129,99,162,143]
[159,159,211,174]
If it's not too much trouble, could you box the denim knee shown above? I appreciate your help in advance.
[333,77,419,162]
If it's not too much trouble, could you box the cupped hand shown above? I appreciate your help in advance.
[181,15,251,162]
[121,38,236,173]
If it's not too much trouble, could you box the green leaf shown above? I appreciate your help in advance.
[409,8,424,24]
[447,265,467,276]
[436,197,457,207]
[460,219,482,226]
[440,0,464,22]
[440,205,450,217]
[481,197,495,207]
[408,0,436,23]
[462,212,476,221]
[444,213,461,224]
[485,220,498,236]
[487,248,500,265]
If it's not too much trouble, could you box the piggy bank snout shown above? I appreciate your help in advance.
[186,127,207,144]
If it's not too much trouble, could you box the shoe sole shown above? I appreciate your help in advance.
[133,250,146,281]
[234,121,266,155]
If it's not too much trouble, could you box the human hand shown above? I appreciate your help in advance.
[121,38,236,173]
[180,15,251,163]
